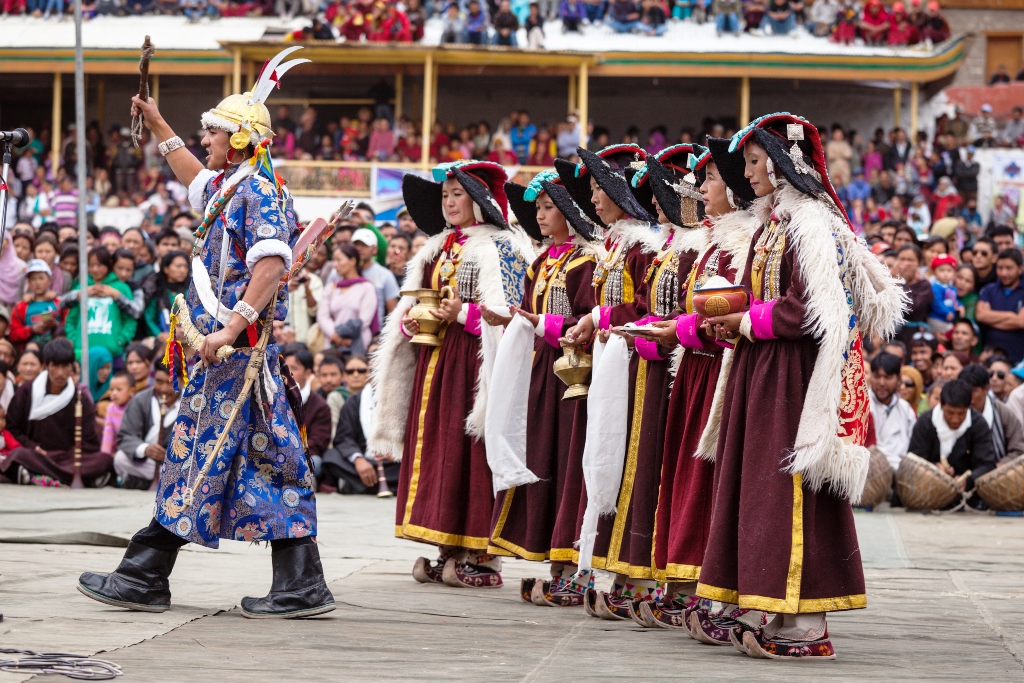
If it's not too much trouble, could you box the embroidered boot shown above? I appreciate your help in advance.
[240,541,336,619]
[690,601,767,646]
[642,582,699,630]
[535,565,592,607]
[740,613,836,660]
[594,576,656,621]
[442,551,503,588]
[78,542,179,613]
[520,577,539,603]
[413,546,462,584]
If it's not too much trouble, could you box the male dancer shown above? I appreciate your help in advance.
[78,48,335,619]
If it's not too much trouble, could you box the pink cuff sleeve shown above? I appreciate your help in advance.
[400,321,414,338]
[634,336,664,361]
[676,313,702,349]
[463,303,482,336]
[543,314,564,349]
[749,299,776,340]
[598,306,612,331]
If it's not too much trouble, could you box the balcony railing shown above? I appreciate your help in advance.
[274,160,551,198]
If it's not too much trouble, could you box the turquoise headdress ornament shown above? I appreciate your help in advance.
[524,169,561,201]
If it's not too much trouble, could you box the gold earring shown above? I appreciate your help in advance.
[229,131,250,150]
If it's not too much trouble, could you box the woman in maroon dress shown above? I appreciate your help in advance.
[557,145,664,617]
[692,115,905,659]
[369,160,533,588]
[586,145,708,625]
[625,146,760,630]
[485,169,602,607]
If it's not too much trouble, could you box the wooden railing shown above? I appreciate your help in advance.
[274,159,551,197]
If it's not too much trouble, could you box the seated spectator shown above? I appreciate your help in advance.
[908,379,995,507]
[464,0,488,44]
[870,352,918,470]
[0,359,14,411]
[560,0,585,32]
[976,248,1024,365]
[608,0,641,32]
[317,354,348,436]
[63,246,136,363]
[406,0,426,39]
[918,0,948,43]
[928,254,959,335]
[321,354,398,494]
[763,0,794,34]
[581,0,605,22]
[741,0,766,31]
[525,2,545,48]
[949,318,980,361]
[895,245,933,345]
[806,0,836,36]
[88,347,114,431]
[0,338,110,487]
[938,350,970,381]
[713,0,741,34]
[859,0,888,45]
[959,364,1024,466]
[16,350,43,386]
[492,0,520,45]
[886,2,918,45]
[282,346,332,486]
[986,356,1016,402]
[831,0,858,43]
[638,0,667,35]
[124,343,154,392]
[100,370,134,465]
[900,365,926,414]
[909,335,938,389]
[9,259,59,352]
[113,359,180,489]
[1001,107,1023,148]
[318,244,377,352]
[488,137,519,165]
[510,111,538,165]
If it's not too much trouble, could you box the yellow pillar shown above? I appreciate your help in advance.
[246,61,254,90]
[395,73,403,121]
[232,49,242,94]
[96,78,105,133]
[223,74,232,99]
[51,72,62,174]
[568,73,577,116]
[578,62,588,149]
[909,82,919,135]
[430,64,439,128]
[893,87,901,129]
[738,76,750,128]
[151,74,160,107]
[420,54,434,170]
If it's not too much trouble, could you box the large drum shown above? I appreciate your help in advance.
[859,446,894,508]
[975,455,1024,512]
[896,453,959,511]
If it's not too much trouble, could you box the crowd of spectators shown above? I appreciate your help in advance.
[0,0,955,50]
[1,97,1022,491]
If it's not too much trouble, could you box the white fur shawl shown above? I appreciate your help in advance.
[747,185,906,502]
[367,225,535,461]
[611,218,661,254]
[690,210,761,459]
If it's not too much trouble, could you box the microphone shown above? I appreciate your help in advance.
[0,129,30,147]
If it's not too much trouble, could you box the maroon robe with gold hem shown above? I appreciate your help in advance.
[695,226,866,613]
[488,244,597,561]
[600,232,701,580]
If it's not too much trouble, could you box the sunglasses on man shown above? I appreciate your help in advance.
[346,367,369,375]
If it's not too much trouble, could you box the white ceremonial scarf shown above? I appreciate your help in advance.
[28,371,75,422]
[484,314,540,493]
[932,406,971,460]
[575,334,631,575]
[359,382,377,446]
[146,394,180,444]
[300,378,311,405]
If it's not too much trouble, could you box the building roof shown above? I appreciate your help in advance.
[0,15,965,82]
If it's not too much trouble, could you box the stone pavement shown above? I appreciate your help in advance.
[1,487,1022,682]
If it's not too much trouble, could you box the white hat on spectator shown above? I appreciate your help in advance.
[351,228,378,247]
[25,258,52,277]
[981,103,993,113]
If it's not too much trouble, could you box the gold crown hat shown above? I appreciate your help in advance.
[201,46,311,150]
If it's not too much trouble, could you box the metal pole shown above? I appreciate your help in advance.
[51,73,62,176]
[74,0,89,377]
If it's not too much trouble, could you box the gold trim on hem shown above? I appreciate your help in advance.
[654,562,702,582]
[696,583,739,604]
[400,345,442,531]
[605,358,649,569]
[399,523,491,550]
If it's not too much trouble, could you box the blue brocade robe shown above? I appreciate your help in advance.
[154,167,317,548]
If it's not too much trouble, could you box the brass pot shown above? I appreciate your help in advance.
[553,342,593,400]
[401,286,455,347]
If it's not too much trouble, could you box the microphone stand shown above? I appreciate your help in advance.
[0,140,12,248]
